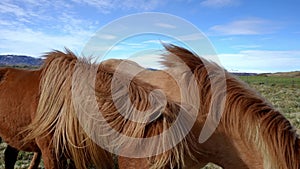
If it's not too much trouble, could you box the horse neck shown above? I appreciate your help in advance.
[138,69,259,168]
[212,128,265,169]
[220,77,300,169]
[188,119,263,169]
[190,69,299,169]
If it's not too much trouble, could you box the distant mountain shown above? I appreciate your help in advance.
[259,71,300,78]
[0,55,43,67]
[231,72,258,76]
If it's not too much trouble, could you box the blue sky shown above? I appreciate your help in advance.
[0,0,299,72]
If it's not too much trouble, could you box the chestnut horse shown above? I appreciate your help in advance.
[0,67,42,169]
[23,44,300,169]
[103,44,300,169]
[23,49,199,169]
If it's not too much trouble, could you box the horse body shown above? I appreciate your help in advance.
[0,68,40,150]
[23,52,115,169]
[24,50,201,169]
[22,44,300,169]
[102,59,254,169]
[103,44,300,169]
[160,45,300,169]
[0,67,41,168]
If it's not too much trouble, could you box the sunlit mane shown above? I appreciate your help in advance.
[24,49,197,169]
[161,44,300,169]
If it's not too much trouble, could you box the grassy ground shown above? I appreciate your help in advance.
[240,76,300,130]
[0,75,299,169]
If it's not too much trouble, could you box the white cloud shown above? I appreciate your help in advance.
[96,34,118,40]
[72,0,163,13]
[0,2,26,17]
[209,18,279,35]
[0,27,90,57]
[0,1,72,24]
[155,23,177,29]
[120,0,162,11]
[231,45,261,50]
[143,40,160,44]
[219,50,300,73]
[119,42,147,49]
[200,0,238,8]
[71,0,113,13]
[0,1,100,56]
[178,33,205,41]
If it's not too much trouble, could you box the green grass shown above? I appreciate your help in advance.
[240,75,300,130]
[239,75,300,88]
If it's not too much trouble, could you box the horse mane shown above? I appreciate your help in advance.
[161,44,300,169]
[24,50,113,169]
[24,49,196,169]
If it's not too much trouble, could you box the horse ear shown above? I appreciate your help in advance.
[161,43,203,71]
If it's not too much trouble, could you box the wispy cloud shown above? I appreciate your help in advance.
[120,0,162,11]
[200,0,239,8]
[209,18,279,36]
[119,42,147,49]
[0,28,87,56]
[0,1,100,56]
[0,0,73,24]
[142,40,170,45]
[178,33,205,41]
[231,44,261,50]
[95,34,118,40]
[0,2,27,17]
[72,0,163,13]
[155,23,177,29]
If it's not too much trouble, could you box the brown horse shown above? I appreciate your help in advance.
[0,67,42,169]
[23,44,300,169]
[23,49,199,169]
[103,44,300,169]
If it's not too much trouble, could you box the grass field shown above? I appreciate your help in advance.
[239,75,300,129]
[0,74,299,169]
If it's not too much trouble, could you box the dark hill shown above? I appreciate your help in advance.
[0,55,43,67]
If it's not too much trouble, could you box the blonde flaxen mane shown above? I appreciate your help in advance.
[161,44,300,169]
[25,49,196,169]
[24,44,299,169]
